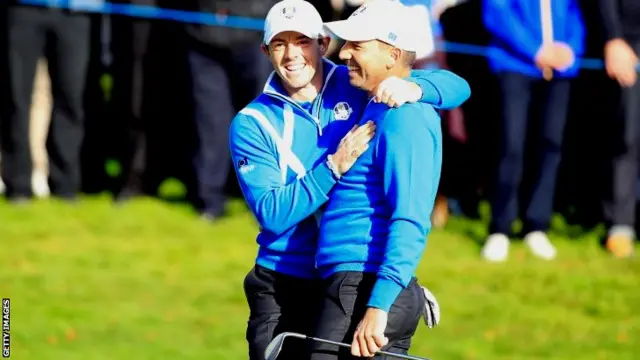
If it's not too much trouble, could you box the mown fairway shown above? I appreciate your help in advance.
[1,194,638,360]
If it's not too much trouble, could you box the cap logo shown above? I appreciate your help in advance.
[281,5,296,19]
[388,32,397,42]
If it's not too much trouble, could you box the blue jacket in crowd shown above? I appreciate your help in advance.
[483,0,585,78]
[229,59,471,279]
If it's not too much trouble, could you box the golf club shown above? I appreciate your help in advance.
[265,332,432,360]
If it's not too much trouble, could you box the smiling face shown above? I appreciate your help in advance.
[263,31,328,100]
[338,39,395,93]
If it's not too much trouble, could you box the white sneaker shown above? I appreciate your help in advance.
[524,231,556,260]
[32,170,50,198]
[0,177,5,195]
[481,233,510,262]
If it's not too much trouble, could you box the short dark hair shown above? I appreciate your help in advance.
[376,41,416,67]
[402,51,417,67]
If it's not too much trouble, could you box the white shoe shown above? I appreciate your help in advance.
[0,178,5,195]
[32,171,50,198]
[481,233,510,262]
[524,231,556,260]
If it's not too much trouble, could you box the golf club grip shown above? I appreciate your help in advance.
[307,336,431,360]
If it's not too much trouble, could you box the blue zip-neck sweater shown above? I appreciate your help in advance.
[316,100,443,312]
[229,59,470,279]
[483,0,585,78]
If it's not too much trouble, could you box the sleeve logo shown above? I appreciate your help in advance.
[237,157,255,175]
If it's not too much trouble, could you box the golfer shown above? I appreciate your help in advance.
[311,1,458,358]
[229,1,471,359]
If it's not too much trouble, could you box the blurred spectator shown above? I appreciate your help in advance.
[109,1,155,202]
[184,0,275,221]
[481,0,585,261]
[403,0,468,229]
[309,0,336,21]
[599,0,640,258]
[1,4,90,202]
[324,0,364,62]
[80,13,117,195]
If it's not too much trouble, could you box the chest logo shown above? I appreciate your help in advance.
[333,102,353,121]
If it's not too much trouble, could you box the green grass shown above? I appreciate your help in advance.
[1,192,639,360]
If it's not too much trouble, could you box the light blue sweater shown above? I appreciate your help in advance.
[316,101,443,312]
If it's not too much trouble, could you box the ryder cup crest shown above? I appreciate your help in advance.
[281,4,296,19]
[333,102,353,120]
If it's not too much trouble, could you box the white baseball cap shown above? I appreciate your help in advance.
[263,0,325,45]
[323,0,419,52]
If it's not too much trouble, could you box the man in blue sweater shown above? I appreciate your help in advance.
[229,1,470,359]
[481,0,584,262]
[310,1,451,358]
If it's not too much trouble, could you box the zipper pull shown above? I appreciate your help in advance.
[314,117,323,136]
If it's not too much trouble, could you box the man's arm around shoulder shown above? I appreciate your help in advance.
[407,69,471,110]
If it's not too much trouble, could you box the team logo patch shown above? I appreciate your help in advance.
[237,157,255,174]
[333,102,353,121]
[281,5,296,19]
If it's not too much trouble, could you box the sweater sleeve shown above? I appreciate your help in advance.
[407,69,471,110]
[598,0,623,40]
[229,112,338,235]
[367,106,441,312]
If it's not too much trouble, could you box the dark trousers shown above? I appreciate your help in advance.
[603,41,640,229]
[310,272,425,360]
[2,6,89,197]
[79,14,110,194]
[1,6,89,197]
[490,72,571,235]
[110,15,152,196]
[187,40,270,215]
[244,265,323,360]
